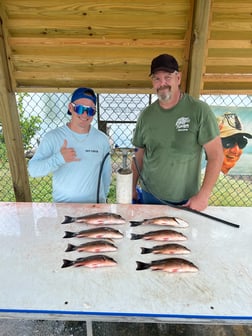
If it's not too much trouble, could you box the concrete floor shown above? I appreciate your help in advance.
[0,320,252,336]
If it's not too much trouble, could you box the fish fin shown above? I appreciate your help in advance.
[140,247,152,254]
[61,216,75,224]
[61,259,74,268]
[130,233,143,240]
[130,221,142,227]
[136,261,150,271]
[65,244,76,252]
[175,218,189,227]
[63,231,75,239]
[106,238,114,243]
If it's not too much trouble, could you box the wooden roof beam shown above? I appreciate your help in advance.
[186,0,212,97]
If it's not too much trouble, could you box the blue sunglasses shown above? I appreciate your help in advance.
[71,103,96,117]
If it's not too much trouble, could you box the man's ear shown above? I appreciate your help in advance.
[68,103,73,115]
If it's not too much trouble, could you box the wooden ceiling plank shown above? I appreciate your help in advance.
[204,82,252,91]
[8,37,186,48]
[7,28,188,40]
[15,79,153,92]
[213,1,252,11]
[208,50,252,58]
[208,40,252,48]
[211,21,252,32]
[207,57,252,66]
[204,74,252,82]
[210,31,252,40]
[9,45,186,56]
[14,70,151,81]
[11,51,186,67]
[206,66,252,74]
[4,1,190,18]
[6,17,188,29]
[10,49,186,61]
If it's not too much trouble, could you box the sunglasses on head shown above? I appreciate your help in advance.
[71,103,96,117]
[222,136,248,149]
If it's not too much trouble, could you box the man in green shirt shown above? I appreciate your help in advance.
[131,54,224,211]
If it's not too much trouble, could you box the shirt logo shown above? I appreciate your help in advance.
[85,149,99,153]
[175,117,190,132]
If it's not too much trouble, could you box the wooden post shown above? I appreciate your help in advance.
[0,24,32,201]
[187,0,212,97]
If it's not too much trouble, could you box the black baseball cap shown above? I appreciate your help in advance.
[150,54,179,76]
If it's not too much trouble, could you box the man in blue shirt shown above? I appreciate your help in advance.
[28,88,111,203]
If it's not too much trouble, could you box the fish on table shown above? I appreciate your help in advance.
[130,216,188,228]
[131,229,187,241]
[141,243,191,255]
[63,227,123,239]
[61,212,126,225]
[65,239,118,253]
[61,255,117,268]
[136,257,198,273]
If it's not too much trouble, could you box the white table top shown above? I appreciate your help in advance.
[0,202,251,323]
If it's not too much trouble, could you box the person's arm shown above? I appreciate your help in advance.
[185,136,224,211]
[28,141,63,178]
[131,148,144,200]
[28,137,78,178]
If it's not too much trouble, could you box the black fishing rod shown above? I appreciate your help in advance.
[132,155,240,228]
[96,152,110,203]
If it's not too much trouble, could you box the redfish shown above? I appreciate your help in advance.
[62,255,117,268]
[65,240,117,253]
[131,229,187,241]
[62,212,126,225]
[136,257,198,273]
[63,227,123,239]
[130,216,188,228]
[141,243,191,255]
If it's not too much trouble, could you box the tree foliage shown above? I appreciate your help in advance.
[0,93,42,151]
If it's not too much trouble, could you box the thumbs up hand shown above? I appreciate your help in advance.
[60,139,80,162]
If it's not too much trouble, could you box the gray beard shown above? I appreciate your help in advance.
[157,91,172,102]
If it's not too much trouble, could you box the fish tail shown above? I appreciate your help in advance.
[63,231,76,239]
[130,233,143,240]
[61,216,75,224]
[136,261,150,271]
[65,244,76,252]
[61,259,74,268]
[130,221,142,227]
[140,247,152,254]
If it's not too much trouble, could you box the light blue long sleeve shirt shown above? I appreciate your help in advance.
[28,125,111,203]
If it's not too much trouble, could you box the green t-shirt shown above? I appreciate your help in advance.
[132,94,219,202]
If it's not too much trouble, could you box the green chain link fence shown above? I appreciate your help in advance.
[0,93,251,205]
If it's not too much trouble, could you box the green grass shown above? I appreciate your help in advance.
[29,173,252,206]
[0,145,251,206]
[107,175,116,203]
[209,174,252,207]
